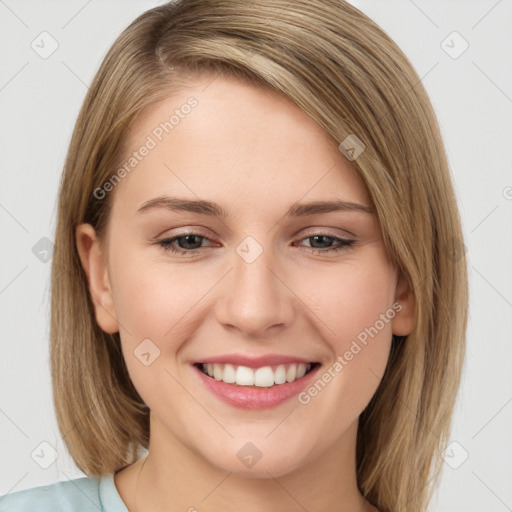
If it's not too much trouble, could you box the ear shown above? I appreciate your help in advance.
[75,223,119,334]
[391,273,416,336]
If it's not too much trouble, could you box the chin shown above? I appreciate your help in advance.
[219,456,307,479]
[198,435,314,479]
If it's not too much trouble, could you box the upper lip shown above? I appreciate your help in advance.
[193,354,316,368]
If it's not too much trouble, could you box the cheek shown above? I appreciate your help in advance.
[301,258,396,348]
[108,248,200,339]
[107,252,198,412]
[296,260,395,412]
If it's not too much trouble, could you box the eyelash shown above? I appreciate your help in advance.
[156,232,355,256]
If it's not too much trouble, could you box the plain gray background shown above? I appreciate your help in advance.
[1,1,511,510]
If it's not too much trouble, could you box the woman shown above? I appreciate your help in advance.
[0,1,468,511]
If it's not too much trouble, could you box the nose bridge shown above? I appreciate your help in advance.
[217,235,294,337]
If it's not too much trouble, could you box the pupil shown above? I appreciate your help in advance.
[311,235,332,248]
[180,235,201,249]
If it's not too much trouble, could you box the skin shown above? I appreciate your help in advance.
[76,73,415,512]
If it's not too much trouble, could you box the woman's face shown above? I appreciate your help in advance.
[78,73,414,477]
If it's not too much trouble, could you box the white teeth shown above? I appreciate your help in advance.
[254,367,275,387]
[286,364,297,383]
[236,365,255,386]
[296,363,307,379]
[222,364,236,383]
[274,364,287,385]
[213,364,223,380]
[201,362,313,387]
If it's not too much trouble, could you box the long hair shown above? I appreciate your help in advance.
[50,1,468,510]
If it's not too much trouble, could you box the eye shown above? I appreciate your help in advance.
[294,233,355,254]
[157,233,213,255]
[156,231,355,256]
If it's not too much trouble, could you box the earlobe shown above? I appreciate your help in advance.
[391,273,416,336]
[75,223,119,334]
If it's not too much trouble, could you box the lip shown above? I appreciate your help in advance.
[193,353,313,369]
[191,359,321,410]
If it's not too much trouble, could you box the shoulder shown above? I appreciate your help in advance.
[0,476,102,511]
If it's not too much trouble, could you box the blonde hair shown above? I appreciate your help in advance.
[50,1,468,510]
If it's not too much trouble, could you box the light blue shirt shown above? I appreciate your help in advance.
[0,473,128,511]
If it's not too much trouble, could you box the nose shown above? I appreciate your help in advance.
[215,240,295,338]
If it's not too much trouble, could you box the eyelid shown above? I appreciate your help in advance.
[298,226,356,239]
[154,226,213,240]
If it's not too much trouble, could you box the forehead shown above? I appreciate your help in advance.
[113,74,370,213]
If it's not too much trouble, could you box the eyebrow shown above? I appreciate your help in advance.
[137,196,374,217]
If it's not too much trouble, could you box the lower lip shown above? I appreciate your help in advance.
[193,364,320,409]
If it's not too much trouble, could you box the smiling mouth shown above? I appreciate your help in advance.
[195,362,319,388]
